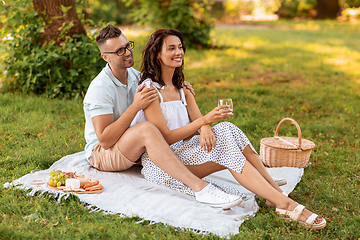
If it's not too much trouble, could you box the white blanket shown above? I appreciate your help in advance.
[4,151,304,237]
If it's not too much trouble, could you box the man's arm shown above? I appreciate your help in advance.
[92,85,158,150]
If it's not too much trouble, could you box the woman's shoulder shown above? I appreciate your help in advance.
[182,86,193,99]
[140,78,164,90]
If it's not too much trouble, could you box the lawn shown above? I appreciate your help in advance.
[1,20,360,239]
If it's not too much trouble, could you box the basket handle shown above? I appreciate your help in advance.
[274,118,302,149]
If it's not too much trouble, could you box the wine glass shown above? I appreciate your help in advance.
[218,98,233,114]
[30,170,46,186]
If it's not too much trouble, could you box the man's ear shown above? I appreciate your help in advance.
[101,53,109,63]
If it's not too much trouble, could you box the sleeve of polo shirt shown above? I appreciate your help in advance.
[84,84,114,118]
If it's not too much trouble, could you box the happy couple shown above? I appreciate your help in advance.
[83,25,326,229]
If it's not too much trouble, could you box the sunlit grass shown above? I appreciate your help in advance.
[245,19,360,33]
[1,19,360,239]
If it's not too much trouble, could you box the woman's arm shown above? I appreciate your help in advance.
[184,88,232,152]
[184,88,233,123]
[143,97,208,145]
[143,88,232,145]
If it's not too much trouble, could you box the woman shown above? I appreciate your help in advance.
[132,29,326,229]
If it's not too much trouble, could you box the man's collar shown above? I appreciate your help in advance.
[104,63,135,88]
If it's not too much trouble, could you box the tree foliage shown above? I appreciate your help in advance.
[81,0,133,25]
[276,0,360,19]
[0,0,105,98]
[131,0,213,48]
[345,0,360,7]
[276,0,317,18]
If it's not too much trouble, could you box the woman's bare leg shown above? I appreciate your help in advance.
[187,160,283,203]
[242,145,282,192]
[186,162,226,179]
[187,161,319,222]
[185,144,284,193]
[230,161,317,222]
[186,161,282,203]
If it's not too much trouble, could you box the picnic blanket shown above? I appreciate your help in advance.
[4,151,304,237]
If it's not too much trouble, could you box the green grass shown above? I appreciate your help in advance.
[1,20,360,239]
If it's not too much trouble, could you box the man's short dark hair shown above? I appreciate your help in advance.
[96,25,122,47]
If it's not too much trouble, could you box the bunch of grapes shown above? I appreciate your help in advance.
[49,170,74,187]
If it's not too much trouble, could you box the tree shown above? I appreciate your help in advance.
[315,0,340,19]
[32,0,86,45]
[0,0,104,98]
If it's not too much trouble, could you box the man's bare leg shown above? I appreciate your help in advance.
[117,122,207,192]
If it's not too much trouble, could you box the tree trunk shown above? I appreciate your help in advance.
[316,0,340,19]
[33,0,86,45]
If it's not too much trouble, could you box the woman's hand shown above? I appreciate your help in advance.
[199,125,216,153]
[203,105,233,125]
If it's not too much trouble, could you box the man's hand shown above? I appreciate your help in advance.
[132,84,158,111]
[183,81,195,96]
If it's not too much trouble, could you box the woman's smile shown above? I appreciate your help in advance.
[172,57,182,62]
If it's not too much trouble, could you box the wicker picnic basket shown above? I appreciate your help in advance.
[260,118,315,168]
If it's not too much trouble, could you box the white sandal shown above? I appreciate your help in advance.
[276,204,326,229]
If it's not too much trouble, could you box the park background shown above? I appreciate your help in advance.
[0,0,359,239]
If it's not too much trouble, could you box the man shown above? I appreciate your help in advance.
[83,25,242,209]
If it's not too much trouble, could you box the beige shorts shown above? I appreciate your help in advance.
[89,143,138,172]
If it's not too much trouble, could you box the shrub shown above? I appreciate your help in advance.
[276,0,317,18]
[0,0,105,99]
[132,0,213,48]
[341,7,360,20]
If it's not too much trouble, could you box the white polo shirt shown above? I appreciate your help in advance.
[83,64,140,160]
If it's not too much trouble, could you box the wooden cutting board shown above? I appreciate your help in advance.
[47,183,103,194]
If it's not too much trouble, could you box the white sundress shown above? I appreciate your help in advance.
[132,79,257,197]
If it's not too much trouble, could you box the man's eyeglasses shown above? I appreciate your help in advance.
[103,41,134,56]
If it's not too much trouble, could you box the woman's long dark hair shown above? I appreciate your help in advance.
[140,29,186,89]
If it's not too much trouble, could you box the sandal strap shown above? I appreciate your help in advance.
[276,204,305,221]
[276,208,287,215]
[287,204,305,221]
[306,213,319,225]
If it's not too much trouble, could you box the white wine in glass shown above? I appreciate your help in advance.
[218,98,233,114]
